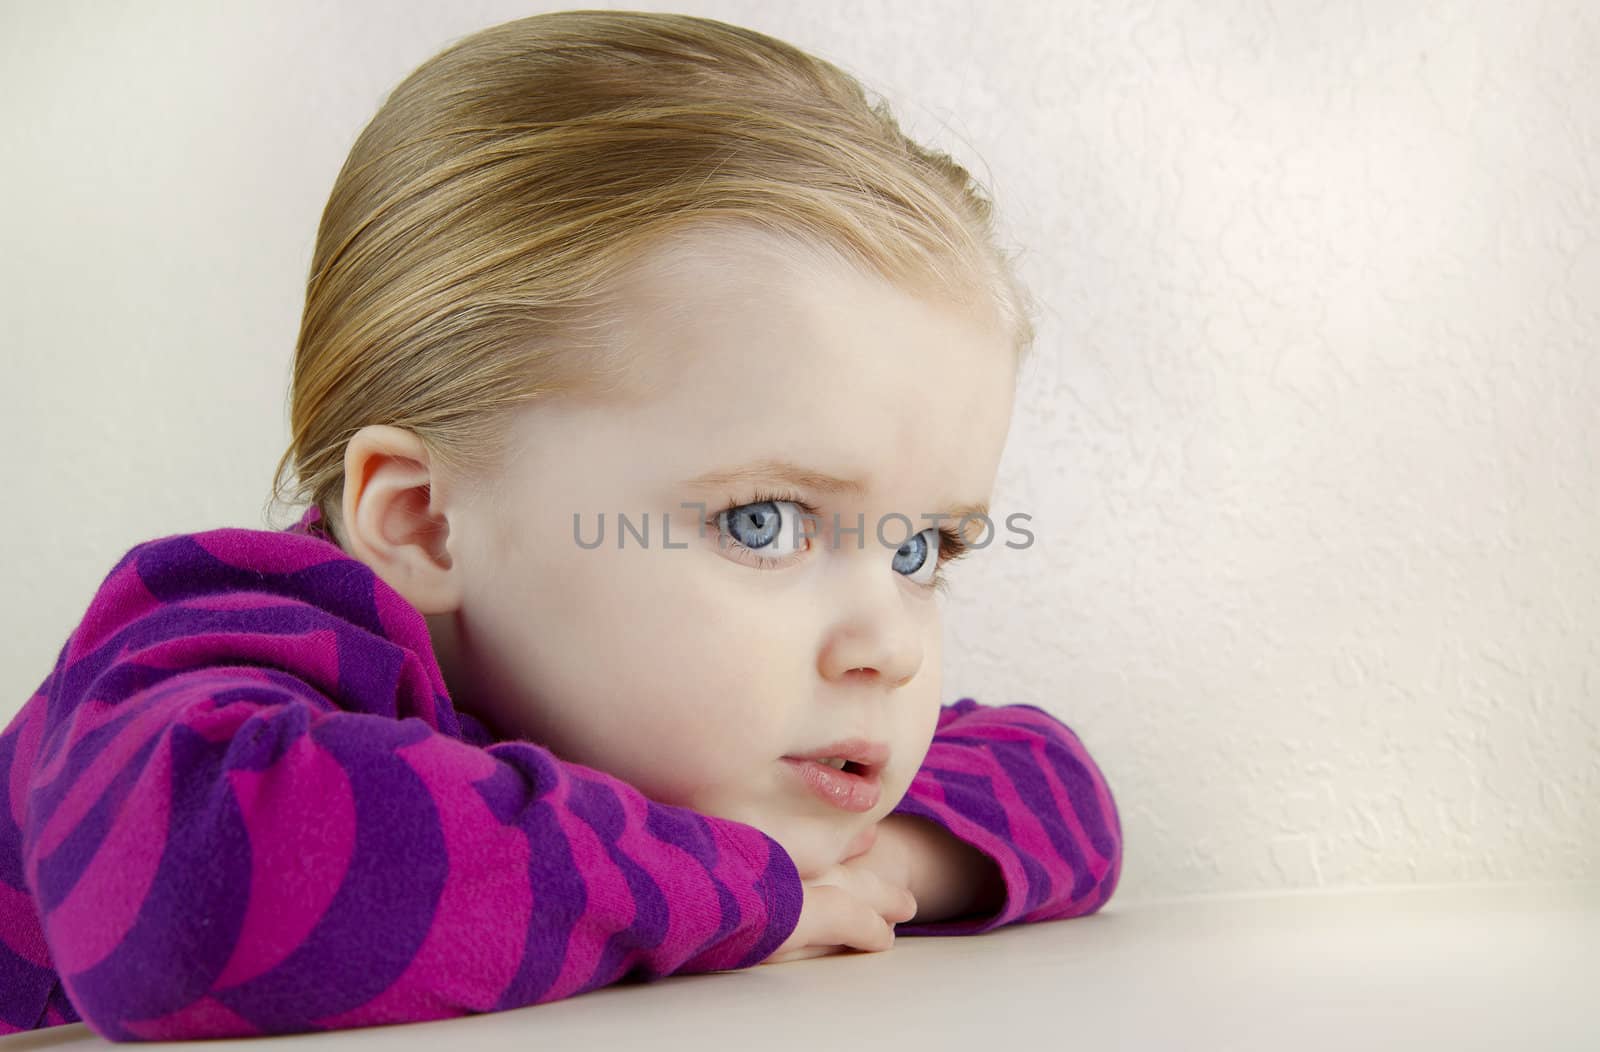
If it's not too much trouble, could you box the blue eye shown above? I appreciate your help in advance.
[707,489,972,595]
[893,529,933,580]
[718,499,809,558]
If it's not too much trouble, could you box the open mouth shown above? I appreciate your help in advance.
[783,757,883,813]
[811,758,872,776]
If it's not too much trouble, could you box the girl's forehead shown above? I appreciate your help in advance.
[615,243,1006,392]
[618,308,1014,511]
[507,229,1016,498]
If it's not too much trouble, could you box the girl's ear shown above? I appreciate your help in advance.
[340,424,466,615]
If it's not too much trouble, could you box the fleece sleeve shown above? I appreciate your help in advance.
[888,697,1124,936]
[21,669,801,1041]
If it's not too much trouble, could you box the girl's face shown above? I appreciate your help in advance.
[417,233,1017,879]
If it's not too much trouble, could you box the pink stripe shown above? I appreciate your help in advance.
[542,775,631,1003]
[183,674,288,741]
[45,726,172,975]
[1003,708,1124,840]
[9,693,46,830]
[931,704,1119,913]
[183,592,320,613]
[1000,708,1122,868]
[213,722,355,991]
[1032,740,1119,914]
[29,690,202,864]
[1037,733,1116,864]
[993,742,1092,917]
[996,705,1054,727]
[955,707,1046,745]
[33,696,156,788]
[121,994,262,1040]
[934,702,967,733]
[951,742,1059,914]
[127,627,342,701]
[981,743,1061,860]
[30,698,131,793]
[611,787,723,969]
[42,669,281,777]
[900,757,1032,925]
[374,588,450,701]
[939,730,1110,921]
[30,659,327,817]
[703,823,782,967]
[0,877,51,968]
[63,559,159,667]
[194,530,341,577]
[312,734,530,1029]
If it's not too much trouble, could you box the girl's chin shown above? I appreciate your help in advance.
[841,821,879,860]
[789,827,873,881]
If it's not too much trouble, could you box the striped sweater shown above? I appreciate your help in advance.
[1,506,1122,1040]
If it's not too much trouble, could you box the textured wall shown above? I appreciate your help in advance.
[2,0,1596,904]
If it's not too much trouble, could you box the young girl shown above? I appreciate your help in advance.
[0,10,1121,1040]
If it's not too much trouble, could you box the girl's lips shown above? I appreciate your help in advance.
[782,757,883,813]
[785,739,891,769]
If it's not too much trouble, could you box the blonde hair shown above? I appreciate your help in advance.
[265,9,1038,544]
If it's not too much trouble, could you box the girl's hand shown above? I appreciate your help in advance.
[760,824,917,965]
[837,814,1007,928]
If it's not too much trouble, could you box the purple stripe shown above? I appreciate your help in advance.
[49,603,332,743]
[27,686,174,837]
[732,843,796,968]
[212,714,445,1033]
[219,693,315,772]
[133,538,391,643]
[990,740,1097,900]
[0,933,54,1030]
[27,669,235,862]
[1042,736,1121,863]
[922,764,1057,915]
[45,982,80,1026]
[564,776,669,990]
[333,626,405,721]
[0,730,28,892]
[464,749,586,1010]
[491,789,586,1010]
[62,722,251,1041]
[32,731,163,915]
[643,806,744,961]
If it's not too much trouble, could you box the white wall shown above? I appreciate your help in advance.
[2,0,1595,903]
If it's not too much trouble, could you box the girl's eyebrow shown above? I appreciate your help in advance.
[680,458,989,522]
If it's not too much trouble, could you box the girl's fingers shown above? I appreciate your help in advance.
[821,864,916,930]
[764,945,837,965]
[871,876,917,924]
[853,868,917,925]
[816,884,897,952]
[765,864,915,967]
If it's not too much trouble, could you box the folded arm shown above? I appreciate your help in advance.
[23,669,801,1040]
[886,697,1123,935]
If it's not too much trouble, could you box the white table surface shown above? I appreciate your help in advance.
[4,881,1594,1051]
